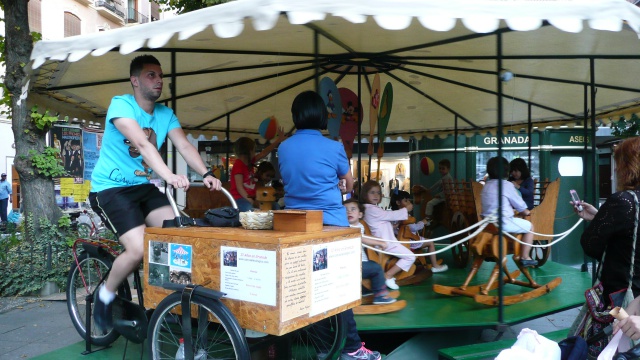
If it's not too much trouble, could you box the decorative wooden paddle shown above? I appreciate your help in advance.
[376,82,393,177]
[368,74,381,180]
[338,88,362,159]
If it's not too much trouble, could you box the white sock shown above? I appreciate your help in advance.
[99,285,116,304]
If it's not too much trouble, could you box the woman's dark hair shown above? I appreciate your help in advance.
[615,137,640,190]
[343,198,365,214]
[360,180,381,202]
[291,91,328,130]
[486,156,509,179]
[130,55,161,77]
[509,158,531,179]
[390,190,412,210]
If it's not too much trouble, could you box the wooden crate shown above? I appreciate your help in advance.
[144,226,361,336]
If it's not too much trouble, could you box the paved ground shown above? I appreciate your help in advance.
[0,293,82,360]
[0,290,579,360]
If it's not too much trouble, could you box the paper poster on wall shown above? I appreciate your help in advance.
[51,125,84,178]
[281,245,312,321]
[220,247,276,306]
[310,237,361,316]
[82,128,103,181]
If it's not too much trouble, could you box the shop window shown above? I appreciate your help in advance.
[475,151,540,182]
[28,0,42,33]
[64,12,81,37]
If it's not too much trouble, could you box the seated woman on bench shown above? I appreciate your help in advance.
[480,156,537,267]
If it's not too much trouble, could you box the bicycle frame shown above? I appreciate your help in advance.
[71,238,120,294]
[71,237,148,354]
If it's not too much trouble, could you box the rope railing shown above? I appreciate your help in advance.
[361,213,584,257]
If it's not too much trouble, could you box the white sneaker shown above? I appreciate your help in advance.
[431,264,449,273]
[385,277,399,290]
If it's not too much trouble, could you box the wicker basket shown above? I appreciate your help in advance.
[239,211,274,230]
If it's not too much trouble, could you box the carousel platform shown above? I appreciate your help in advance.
[31,258,589,359]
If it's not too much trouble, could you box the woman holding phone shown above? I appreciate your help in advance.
[572,137,640,307]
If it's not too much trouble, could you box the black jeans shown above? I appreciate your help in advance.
[0,198,8,222]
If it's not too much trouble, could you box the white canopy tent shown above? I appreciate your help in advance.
[28,0,640,141]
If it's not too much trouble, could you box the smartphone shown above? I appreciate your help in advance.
[570,189,584,212]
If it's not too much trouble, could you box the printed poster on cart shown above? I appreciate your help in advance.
[310,237,361,316]
[147,241,193,286]
[220,247,276,306]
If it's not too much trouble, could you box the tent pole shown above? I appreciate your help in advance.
[314,30,320,92]
[396,66,575,119]
[582,85,590,274]
[226,114,231,181]
[496,31,505,324]
[589,58,597,207]
[454,115,458,179]
[589,59,598,282]
[357,66,363,194]
[528,104,532,173]
[171,50,177,199]
[383,71,476,128]
[393,59,640,94]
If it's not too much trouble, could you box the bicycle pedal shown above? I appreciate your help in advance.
[114,319,138,328]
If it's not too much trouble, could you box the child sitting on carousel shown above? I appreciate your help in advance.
[343,199,397,305]
[360,180,417,290]
[390,190,448,273]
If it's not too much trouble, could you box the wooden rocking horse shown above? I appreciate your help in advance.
[432,181,562,306]
[360,220,431,287]
[411,184,450,237]
[354,221,408,315]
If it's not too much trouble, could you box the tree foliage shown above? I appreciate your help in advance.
[153,0,232,14]
[611,113,640,138]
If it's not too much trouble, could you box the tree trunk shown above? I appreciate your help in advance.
[4,0,62,237]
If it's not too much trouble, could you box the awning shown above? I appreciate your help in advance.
[28,0,640,140]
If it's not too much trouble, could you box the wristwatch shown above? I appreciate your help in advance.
[202,170,216,179]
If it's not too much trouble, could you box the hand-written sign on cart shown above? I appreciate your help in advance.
[281,246,312,321]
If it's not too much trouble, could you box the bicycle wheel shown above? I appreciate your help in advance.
[66,252,129,346]
[285,312,346,360]
[148,292,250,360]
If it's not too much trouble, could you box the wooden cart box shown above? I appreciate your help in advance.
[144,226,362,336]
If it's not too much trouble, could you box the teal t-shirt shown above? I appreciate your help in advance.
[91,94,181,192]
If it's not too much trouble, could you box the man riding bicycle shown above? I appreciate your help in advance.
[89,55,222,332]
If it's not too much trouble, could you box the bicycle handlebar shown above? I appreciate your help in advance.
[164,182,238,219]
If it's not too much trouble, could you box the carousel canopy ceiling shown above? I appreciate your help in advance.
[28,0,640,140]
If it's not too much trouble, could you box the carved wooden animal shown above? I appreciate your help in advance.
[255,186,276,211]
[432,179,562,305]
[361,220,430,287]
